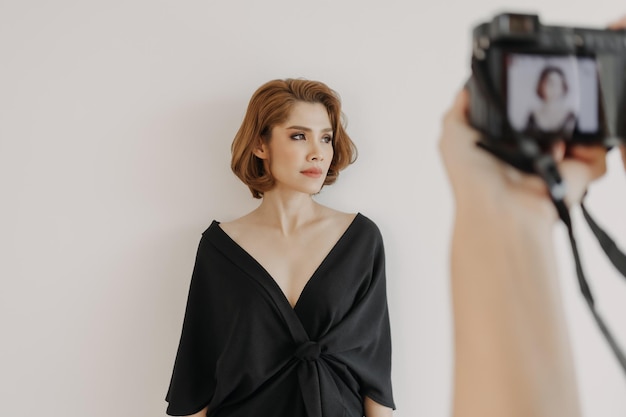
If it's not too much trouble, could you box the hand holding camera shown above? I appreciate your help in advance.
[441,13,626,417]
[439,88,605,223]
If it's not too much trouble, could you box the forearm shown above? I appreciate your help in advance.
[450,200,581,417]
[364,395,393,417]
[182,406,208,417]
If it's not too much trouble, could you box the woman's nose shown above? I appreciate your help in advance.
[308,142,324,161]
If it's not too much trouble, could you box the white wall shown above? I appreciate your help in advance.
[1,1,625,416]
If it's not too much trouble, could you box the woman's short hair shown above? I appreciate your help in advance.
[536,66,568,99]
[231,78,357,199]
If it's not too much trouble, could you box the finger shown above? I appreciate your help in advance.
[439,89,480,155]
[438,88,495,190]
[608,15,626,30]
[502,165,550,196]
[551,141,565,162]
[443,89,470,125]
[559,159,594,206]
[568,145,608,179]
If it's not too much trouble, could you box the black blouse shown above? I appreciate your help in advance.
[166,213,395,417]
[523,111,577,142]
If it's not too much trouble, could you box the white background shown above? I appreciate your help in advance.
[1,1,625,416]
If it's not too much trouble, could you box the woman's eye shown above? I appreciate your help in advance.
[322,136,333,144]
[291,133,305,140]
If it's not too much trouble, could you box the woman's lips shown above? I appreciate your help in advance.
[300,168,323,178]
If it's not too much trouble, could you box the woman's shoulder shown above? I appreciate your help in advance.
[212,213,254,242]
[316,206,380,229]
[524,112,538,132]
[317,205,358,224]
[191,222,225,255]
[322,209,382,245]
[199,220,221,237]
[313,205,375,235]
[352,212,383,240]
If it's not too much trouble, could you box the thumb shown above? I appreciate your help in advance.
[558,159,594,207]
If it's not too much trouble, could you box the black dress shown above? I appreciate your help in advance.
[523,111,577,142]
[166,213,395,417]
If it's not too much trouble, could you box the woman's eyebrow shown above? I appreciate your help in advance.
[286,125,333,132]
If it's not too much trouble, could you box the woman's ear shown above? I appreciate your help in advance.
[253,137,269,160]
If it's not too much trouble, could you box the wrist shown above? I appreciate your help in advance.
[454,184,558,232]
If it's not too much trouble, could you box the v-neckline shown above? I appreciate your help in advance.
[213,213,361,310]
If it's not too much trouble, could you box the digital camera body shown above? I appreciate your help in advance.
[469,13,626,150]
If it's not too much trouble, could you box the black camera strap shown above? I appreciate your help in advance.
[581,202,626,278]
[510,137,626,376]
[525,145,626,376]
[553,198,626,374]
[470,56,626,376]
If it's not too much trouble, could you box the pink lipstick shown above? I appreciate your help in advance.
[300,167,323,178]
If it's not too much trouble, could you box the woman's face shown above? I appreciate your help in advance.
[540,71,566,101]
[255,101,334,195]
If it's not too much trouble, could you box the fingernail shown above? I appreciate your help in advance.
[552,142,565,161]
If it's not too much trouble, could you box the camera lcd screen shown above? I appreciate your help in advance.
[506,53,599,139]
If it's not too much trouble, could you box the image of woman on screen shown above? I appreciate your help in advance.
[524,66,577,140]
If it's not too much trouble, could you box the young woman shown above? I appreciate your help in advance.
[165,79,395,417]
[524,66,577,139]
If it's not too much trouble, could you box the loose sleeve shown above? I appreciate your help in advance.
[321,220,396,410]
[165,235,218,416]
[354,230,395,409]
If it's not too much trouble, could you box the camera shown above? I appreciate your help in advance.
[468,13,626,154]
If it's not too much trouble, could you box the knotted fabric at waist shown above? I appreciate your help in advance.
[294,340,321,361]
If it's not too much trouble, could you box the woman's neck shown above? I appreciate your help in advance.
[535,99,570,129]
[253,191,323,236]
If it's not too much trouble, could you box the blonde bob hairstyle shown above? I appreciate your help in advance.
[231,78,357,199]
